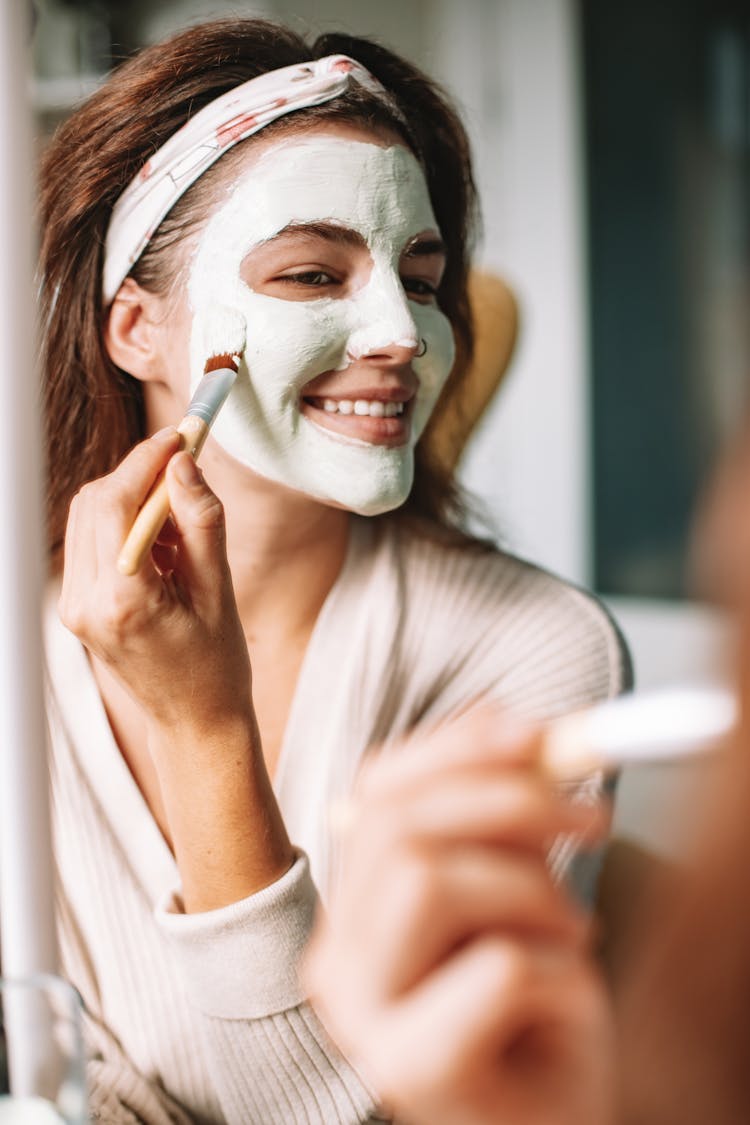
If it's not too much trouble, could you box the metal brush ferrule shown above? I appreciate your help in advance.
[184,368,238,424]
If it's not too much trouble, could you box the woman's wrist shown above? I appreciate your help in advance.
[145,701,262,763]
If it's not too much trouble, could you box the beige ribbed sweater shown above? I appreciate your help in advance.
[43,517,629,1124]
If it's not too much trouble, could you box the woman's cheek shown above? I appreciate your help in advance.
[411,306,456,440]
[241,294,353,402]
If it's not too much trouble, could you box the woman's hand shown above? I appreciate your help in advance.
[59,429,293,909]
[303,711,616,1125]
[60,428,252,736]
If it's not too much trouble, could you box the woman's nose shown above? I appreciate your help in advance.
[345,268,420,362]
[352,339,423,365]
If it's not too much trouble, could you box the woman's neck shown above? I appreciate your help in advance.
[199,444,351,641]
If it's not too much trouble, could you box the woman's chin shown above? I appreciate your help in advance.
[205,419,415,516]
[312,460,414,517]
[319,471,413,517]
[345,491,409,517]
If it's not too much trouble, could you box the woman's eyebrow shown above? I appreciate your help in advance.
[259,221,368,250]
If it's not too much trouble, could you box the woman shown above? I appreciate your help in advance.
[39,17,629,1123]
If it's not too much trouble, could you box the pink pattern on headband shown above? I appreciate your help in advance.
[216,114,259,147]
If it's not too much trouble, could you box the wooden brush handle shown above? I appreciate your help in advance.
[116,416,208,576]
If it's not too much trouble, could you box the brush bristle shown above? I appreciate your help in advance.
[199,304,247,373]
[204,352,240,374]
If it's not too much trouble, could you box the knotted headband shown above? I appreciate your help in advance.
[103,55,391,304]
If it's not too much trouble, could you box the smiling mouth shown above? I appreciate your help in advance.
[301,395,413,446]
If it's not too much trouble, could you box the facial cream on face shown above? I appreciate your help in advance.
[188,135,456,515]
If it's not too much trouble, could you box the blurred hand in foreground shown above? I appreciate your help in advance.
[304,710,616,1125]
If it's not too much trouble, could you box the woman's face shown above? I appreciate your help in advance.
[186,125,455,515]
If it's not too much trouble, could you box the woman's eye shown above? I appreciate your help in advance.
[277,270,337,287]
[403,277,438,300]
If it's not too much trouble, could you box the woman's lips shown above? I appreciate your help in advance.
[300,393,413,447]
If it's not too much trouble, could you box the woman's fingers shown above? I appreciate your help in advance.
[59,430,182,635]
[308,880,613,1125]
[93,428,182,563]
[357,938,612,1125]
[338,754,604,910]
[59,481,91,601]
[164,453,232,607]
[361,847,589,999]
[57,431,246,726]
[60,430,179,600]
[357,711,544,804]
[332,741,603,984]
[362,771,603,856]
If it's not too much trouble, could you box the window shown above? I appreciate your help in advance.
[583,0,750,597]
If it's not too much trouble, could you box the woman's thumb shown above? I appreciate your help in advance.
[165,452,228,584]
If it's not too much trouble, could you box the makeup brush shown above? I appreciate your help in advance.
[116,306,246,576]
[540,684,736,780]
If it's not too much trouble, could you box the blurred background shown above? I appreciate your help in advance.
[30,0,750,854]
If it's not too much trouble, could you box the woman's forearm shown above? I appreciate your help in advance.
[148,711,294,912]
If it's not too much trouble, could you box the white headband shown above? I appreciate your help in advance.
[102,55,390,304]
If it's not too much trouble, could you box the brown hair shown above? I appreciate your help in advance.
[39,18,480,568]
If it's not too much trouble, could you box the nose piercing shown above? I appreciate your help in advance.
[415,338,427,357]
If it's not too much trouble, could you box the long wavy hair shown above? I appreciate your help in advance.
[39,18,481,569]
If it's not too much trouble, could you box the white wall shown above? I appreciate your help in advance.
[428,0,592,586]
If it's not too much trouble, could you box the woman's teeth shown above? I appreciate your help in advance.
[322,399,405,418]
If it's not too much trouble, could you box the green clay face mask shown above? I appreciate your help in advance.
[188,135,456,515]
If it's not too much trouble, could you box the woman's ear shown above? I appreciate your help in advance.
[104,278,167,383]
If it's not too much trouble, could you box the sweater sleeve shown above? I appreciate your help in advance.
[153,851,379,1123]
[392,540,633,906]
[154,851,316,1018]
[390,534,631,727]
[86,1055,192,1125]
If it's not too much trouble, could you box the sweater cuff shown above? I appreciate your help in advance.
[154,850,318,1018]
